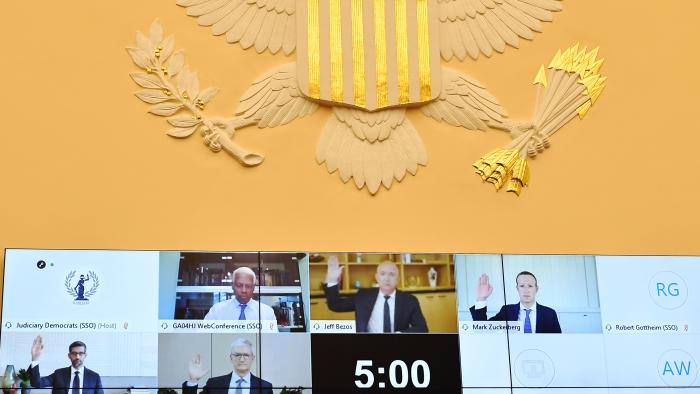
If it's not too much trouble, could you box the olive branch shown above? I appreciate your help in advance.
[126,20,263,166]
[84,270,100,297]
[64,270,77,297]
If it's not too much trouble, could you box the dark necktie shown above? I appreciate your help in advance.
[234,378,243,394]
[71,371,80,394]
[238,304,247,320]
[524,309,533,333]
[383,295,391,333]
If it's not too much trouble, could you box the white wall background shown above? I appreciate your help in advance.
[0,332,157,381]
[456,254,601,333]
[3,250,159,332]
[596,255,699,326]
[456,254,506,321]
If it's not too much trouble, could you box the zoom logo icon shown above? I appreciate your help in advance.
[649,271,688,310]
[658,349,697,386]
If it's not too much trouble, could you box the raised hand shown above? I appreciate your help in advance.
[188,353,209,381]
[476,274,493,302]
[325,255,343,285]
[31,335,44,361]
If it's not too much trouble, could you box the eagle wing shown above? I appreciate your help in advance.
[421,67,508,130]
[437,0,562,61]
[236,63,318,128]
[176,0,296,55]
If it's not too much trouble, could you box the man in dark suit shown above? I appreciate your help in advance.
[324,257,428,333]
[182,338,272,394]
[469,271,562,333]
[28,336,104,394]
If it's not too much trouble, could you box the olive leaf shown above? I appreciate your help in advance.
[149,103,184,116]
[130,72,165,89]
[176,67,190,96]
[167,125,198,138]
[198,87,219,103]
[187,72,200,100]
[149,20,163,46]
[160,35,175,62]
[135,90,173,104]
[135,31,154,56]
[126,48,151,70]
[168,51,185,76]
[168,116,201,128]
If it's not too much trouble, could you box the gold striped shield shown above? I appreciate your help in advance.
[297,0,441,112]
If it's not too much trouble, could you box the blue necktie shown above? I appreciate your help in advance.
[71,371,80,394]
[234,378,243,394]
[238,304,247,320]
[524,309,532,333]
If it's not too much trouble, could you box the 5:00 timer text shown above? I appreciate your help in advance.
[355,359,430,389]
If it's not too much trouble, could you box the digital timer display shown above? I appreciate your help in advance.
[312,334,461,393]
[354,360,430,389]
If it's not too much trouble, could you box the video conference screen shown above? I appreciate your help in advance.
[1,249,698,393]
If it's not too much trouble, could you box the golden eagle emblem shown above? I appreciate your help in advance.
[128,0,606,195]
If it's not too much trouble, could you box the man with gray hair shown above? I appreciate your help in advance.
[183,337,273,394]
[204,266,277,325]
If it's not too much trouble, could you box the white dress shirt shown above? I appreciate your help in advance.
[186,372,252,394]
[70,366,85,394]
[204,297,276,322]
[518,302,537,333]
[228,372,251,394]
[367,290,396,333]
[472,301,538,333]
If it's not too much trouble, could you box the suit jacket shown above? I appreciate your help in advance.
[469,302,562,333]
[182,372,273,394]
[324,285,428,333]
[28,365,103,394]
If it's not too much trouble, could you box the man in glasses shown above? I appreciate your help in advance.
[28,335,104,394]
[203,267,277,328]
[183,338,273,394]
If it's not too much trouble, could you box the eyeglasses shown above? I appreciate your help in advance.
[233,283,254,290]
[231,353,252,360]
[69,352,86,357]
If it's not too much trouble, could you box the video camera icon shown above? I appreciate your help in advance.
[514,349,555,387]
[522,359,545,379]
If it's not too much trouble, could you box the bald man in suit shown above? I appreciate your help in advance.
[324,257,428,333]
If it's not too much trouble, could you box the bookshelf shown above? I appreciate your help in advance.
[308,253,455,296]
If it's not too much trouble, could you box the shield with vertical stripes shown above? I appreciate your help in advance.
[296,0,442,112]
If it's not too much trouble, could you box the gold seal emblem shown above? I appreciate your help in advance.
[127,0,605,195]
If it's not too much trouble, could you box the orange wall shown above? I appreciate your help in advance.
[2,1,699,310]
